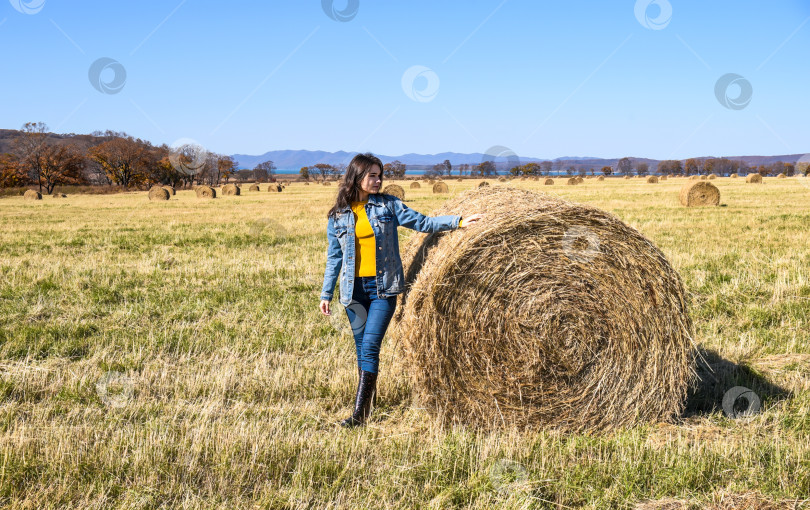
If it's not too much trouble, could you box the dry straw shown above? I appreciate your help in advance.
[249,184,261,191]
[777,173,786,179]
[746,173,763,183]
[195,185,216,198]
[679,181,720,207]
[623,175,631,179]
[390,187,695,432]
[457,178,463,182]
[382,184,405,200]
[544,178,554,185]
[708,174,717,180]
[432,182,449,194]
[660,175,667,181]
[148,186,170,201]
[498,176,507,182]
[646,175,659,183]
[730,173,738,178]
[478,181,490,188]
[576,176,584,184]
[566,177,578,185]
[222,184,240,196]
[23,189,42,200]
[268,184,283,192]
[597,176,605,181]
[410,181,421,189]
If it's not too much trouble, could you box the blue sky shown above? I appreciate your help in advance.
[1,0,808,160]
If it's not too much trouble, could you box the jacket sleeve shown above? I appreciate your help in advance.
[320,216,343,301]
[388,195,461,233]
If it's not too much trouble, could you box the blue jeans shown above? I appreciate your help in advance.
[344,276,397,374]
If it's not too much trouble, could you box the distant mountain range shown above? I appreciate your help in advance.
[1,128,805,172]
[232,149,808,171]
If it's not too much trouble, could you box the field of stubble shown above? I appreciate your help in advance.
[0,176,808,509]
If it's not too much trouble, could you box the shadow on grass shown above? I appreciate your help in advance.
[684,347,791,417]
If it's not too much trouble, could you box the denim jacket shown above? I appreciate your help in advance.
[320,193,462,306]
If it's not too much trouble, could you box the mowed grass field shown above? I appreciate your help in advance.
[1,176,809,509]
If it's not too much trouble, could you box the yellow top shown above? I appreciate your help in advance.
[351,200,377,277]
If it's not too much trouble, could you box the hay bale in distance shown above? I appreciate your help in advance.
[623,175,631,179]
[392,187,695,432]
[730,173,738,178]
[478,181,490,188]
[566,177,578,185]
[708,174,717,180]
[148,186,170,201]
[195,185,216,198]
[646,175,659,183]
[777,173,786,179]
[51,193,67,198]
[679,181,720,206]
[432,182,449,194]
[746,173,763,183]
[498,176,507,182]
[544,178,554,185]
[323,181,331,186]
[24,190,42,200]
[222,183,241,196]
[410,181,421,189]
[162,185,176,195]
[660,175,667,181]
[575,176,584,184]
[248,184,261,191]
[382,184,405,200]
[689,175,699,180]
[700,175,708,180]
[597,176,605,181]
[268,183,282,192]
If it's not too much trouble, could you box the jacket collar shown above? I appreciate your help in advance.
[337,193,384,213]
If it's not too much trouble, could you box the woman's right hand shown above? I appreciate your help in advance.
[319,299,331,316]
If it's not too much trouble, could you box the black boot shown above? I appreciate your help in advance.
[340,369,378,428]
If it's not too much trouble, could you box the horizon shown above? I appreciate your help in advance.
[1,1,809,160]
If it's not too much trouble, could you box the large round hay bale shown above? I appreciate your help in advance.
[777,173,786,179]
[410,181,421,189]
[148,186,170,201]
[323,181,331,186]
[660,175,667,181]
[457,178,463,182]
[23,189,42,200]
[597,176,605,181]
[392,187,694,432]
[195,185,216,198]
[566,177,578,185]
[268,183,282,192]
[646,175,659,183]
[575,176,584,184]
[689,175,699,180]
[162,185,176,195]
[248,184,261,191]
[746,173,763,183]
[478,181,490,188]
[544,178,554,185]
[382,184,405,200]
[432,182,449,194]
[708,174,717,180]
[498,176,507,182]
[623,175,631,179]
[222,183,240,196]
[730,173,738,178]
[678,181,720,206]
[700,175,708,180]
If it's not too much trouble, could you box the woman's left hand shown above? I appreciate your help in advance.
[459,213,484,228]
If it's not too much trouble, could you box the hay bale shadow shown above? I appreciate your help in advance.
[684,347,791,417]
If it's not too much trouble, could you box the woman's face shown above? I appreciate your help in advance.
[359,164,382,195]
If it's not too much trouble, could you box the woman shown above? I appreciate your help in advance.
[319,153,483,428]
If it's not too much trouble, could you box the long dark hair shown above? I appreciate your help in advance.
[327,152,384,218]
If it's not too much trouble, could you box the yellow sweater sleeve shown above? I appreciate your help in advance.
[351,201,377,277]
